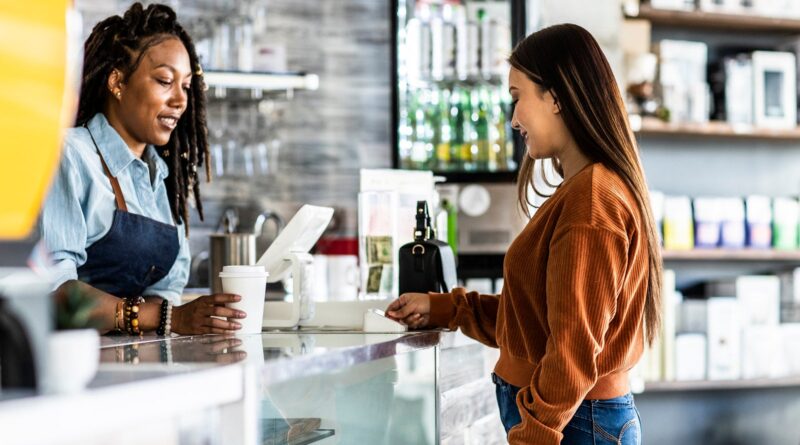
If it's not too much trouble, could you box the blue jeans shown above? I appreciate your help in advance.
[492,373,642,444]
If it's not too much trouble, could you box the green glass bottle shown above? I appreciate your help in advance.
[449,82,464,170]
[411,87,434,169]
[473,84,491,171]
[489,86,506,171]
[460,84,476,171]
[435,84,452,171]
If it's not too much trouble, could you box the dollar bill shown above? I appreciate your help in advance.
[366,235,394,265]
[366,265,384,293]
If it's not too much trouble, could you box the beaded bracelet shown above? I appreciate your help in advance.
[156,299,173,336]
[124,296,145,335]
[159,339,173,364]
[123,344,140,364]
[114,299,125,332]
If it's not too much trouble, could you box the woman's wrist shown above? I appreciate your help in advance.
[139,301,162,332]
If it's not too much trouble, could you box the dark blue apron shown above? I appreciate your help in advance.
[76,125,180,298]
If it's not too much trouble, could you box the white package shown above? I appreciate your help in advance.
[741,325,783,379]
[675,333,707,381]
[736,275,780,326]
[707,297,741,380]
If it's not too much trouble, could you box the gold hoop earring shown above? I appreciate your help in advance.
[114,91,121,99]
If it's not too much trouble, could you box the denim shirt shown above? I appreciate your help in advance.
[40,113,189,303]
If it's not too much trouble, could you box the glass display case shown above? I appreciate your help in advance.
[98,332,439,445]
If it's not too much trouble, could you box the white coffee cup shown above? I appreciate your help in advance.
[219,265,269,334]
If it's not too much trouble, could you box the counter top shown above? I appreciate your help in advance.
[2,329,474,445]
[100,330,446,385]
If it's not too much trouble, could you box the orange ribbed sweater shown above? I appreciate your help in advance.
[429,163,649,444]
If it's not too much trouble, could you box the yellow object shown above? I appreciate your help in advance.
[0,1,80,239]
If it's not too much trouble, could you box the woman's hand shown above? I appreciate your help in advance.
[174,335,248,364]
[171,293,246,335]
[386,293,431,329]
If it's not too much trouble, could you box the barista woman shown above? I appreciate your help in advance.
[41,3,245,335]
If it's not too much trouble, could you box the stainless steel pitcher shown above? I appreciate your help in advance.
[209,233,257,294]
[208,208,284,294]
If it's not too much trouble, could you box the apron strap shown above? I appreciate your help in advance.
[85,124,128,212]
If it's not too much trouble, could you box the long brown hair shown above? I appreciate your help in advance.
[509,24,663,345]
[77,2,209,235]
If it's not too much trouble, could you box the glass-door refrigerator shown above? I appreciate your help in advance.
[391,0,529,287]
[391,0,527,183]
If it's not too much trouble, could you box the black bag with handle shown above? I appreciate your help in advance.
[399,201,457,294]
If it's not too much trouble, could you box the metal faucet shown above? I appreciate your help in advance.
[254,210,284,237]
[217,208,239,234]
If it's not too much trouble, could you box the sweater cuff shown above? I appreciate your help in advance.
[428,291,457,328]
[508,417,563,445]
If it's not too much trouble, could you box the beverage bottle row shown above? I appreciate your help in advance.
[398,79,517,173]
[404,0,511,84]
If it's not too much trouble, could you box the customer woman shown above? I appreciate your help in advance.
[41,3,246,335]
[387,24,661,445]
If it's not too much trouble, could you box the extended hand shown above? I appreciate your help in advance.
[386,293,431,329]
[172,293,246,335]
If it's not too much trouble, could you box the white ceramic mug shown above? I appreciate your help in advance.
[219,265,269,334]
[310,254,329,302]
[326,255,359,301]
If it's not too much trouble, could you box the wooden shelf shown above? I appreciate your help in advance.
[643,375,800,392]
[662,249,800,262]
[628,4,800,34]
[634,117,800,140]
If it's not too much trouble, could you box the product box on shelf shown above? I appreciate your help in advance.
[779,323,800,375]
[719,197,746,248]
[751,51,797,130]
[656,40,709,124]
[779,268,800,323]
[736,275,780,326]
[773,197,800,250]
[675,333,707,381]
[723,55,753,126]
[678,299,708,333]
[707,297,741,380]
[661,270,678,381]
[693,197,722,248]
[745,195,773,248]
[663,195,694,250]
[741,325,783,379]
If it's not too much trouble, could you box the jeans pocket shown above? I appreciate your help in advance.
[592,404,641,445]
[493,374,522,434]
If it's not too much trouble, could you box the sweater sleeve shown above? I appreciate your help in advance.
[428,287,500,348]
[508,225,628,444]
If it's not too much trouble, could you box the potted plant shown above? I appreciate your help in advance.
[43,285,100,394]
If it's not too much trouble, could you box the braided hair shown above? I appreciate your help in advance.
[76,2,209,235]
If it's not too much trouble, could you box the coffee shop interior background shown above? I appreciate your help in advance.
[7,0,800,443]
